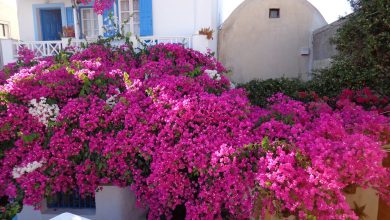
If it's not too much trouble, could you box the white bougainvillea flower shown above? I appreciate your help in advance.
[205,69,221,81]
[106,88,121,108]
[28,97,59,126]
[12,160,44,179]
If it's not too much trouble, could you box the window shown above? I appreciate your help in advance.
[120,0,140,36]
[81,8,99,38]
[0,22,9,39]
[269,9,280,18]
[47,191,96,209]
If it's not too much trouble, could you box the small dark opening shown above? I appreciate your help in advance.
[269,8,280,18]
[47,191,96,209]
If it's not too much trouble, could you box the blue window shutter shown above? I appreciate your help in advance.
[66,7,74,26]
[103,5,115,37]
[140,0,153,36]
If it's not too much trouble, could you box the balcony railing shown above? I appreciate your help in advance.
[12,36,192,59]
[14,41,63,57]
[138,36,192,48]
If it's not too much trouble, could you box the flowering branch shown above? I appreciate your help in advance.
[72,0,114,14]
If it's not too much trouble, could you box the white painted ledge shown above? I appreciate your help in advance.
[50,212,90,220]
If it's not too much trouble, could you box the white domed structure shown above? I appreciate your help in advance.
[218,0,327,83]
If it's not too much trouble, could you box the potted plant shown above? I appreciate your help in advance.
[192,27,215,53]
[62,26,75,38]
[61,26,76,47]
[198,27,214,40]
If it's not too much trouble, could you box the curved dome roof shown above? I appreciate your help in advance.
[222,0,327,27]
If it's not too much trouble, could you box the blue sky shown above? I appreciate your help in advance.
[221,0,353,24]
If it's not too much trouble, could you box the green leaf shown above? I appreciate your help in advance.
[261,137,270,149]
[22,133,40,144]
[186,67,202,78]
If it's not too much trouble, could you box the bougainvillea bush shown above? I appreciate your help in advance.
[0,43,389,220]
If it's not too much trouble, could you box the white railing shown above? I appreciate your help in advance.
[68,38,95,48]
[15,41,62,58]
[138,36,192,48]
[13,39,93,58]
[11,36,194,59]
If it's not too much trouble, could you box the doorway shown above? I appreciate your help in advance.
[40,9,62,41]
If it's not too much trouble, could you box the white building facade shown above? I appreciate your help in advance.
[16,0,220,41]
[0,0,20,68]
[1,0,223,67]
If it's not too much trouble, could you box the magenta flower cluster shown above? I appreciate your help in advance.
[77,0,114,14]
[0,43,389,220]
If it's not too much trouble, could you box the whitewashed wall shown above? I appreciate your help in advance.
[152,0,222,36]
[152,0,195,36]
[0,0,20,40]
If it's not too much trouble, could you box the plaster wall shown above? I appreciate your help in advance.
[153,0,219,52]
[345,188,379,220]
[218,0,327,83]
[0,0,20,40]
[311,18,346,70]
[152,0,196,36]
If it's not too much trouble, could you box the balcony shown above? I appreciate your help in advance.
[0,35,211,68]
[14,36,192,57]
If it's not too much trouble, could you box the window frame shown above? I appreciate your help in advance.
[118,0,140,36]
[269,8,280,19]
[80,8,99,38]
[0,21,10,39]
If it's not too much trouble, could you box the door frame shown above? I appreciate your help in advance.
[32,3,66,41]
